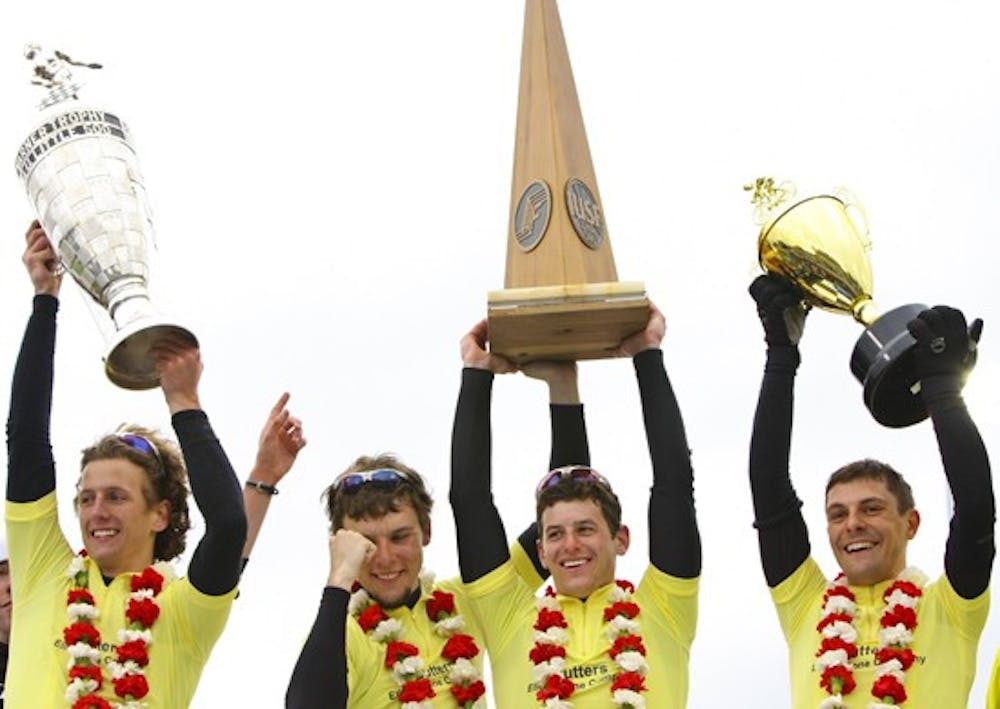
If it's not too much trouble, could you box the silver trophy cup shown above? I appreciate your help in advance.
[16,48,196,390]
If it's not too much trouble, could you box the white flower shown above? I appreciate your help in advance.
[873,658,906,682]
[532,657,566,683]
[372,618,404,642]
[878,623,913,646]
[884,590,919,609]
[814,649,850,671]
[821,619,858,644]
[67,555,86,579]
[116,701,147,709]
[543,699,573,709]
[347,589,371,616]
[822,595,857,616]
[610,585,633,603]
[898,567,928,588]
[66,643,101,664]
[152,560,177,584]
[67,602,99,622]
[401,702,434,709]
[605,615,640,639]
[818,697,846,708]
[64,676,98,702]
[130,588,155,601]
[434,615,466,636]
[118,628,153,645]
[418,568,436,593]
[448,657,481,684]
[534,626,569,646]
[392,655,426,682]
[536,595,561,612]
[614,650,648,674]
[612,688,646,708]
[108,660,142,679]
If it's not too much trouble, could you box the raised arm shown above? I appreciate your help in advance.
[242,392,306,563]
[449,319,517,583]
[155,338,247,596]
[618,304,700,578]
[7,221,62,504]
[747,275,811,587]
[907,306,994,599]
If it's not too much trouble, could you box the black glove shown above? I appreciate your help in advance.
[906,305,982,381]
[749,273,808,348]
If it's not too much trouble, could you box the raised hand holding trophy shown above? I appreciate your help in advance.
[15,46,197,390]
[486,0,649,362]
[745,177,976,427]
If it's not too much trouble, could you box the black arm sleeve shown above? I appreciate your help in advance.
[175,410,248,596]
[6,295,59,503]
[449,368,510,583]
[748,345,811,587]
[515,403,592,579]
[635,349,701,578]
[285,587,349,709]
[922,375,995,599]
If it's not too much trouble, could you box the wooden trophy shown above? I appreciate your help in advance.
[487,0,649,362]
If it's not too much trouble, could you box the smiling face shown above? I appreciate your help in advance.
[826,477,920,587]
[0,559,10,643]
[76,458,170,578]
[343,502,428,609]
[538,499,629,599]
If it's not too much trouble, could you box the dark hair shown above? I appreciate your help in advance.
[324,454,433,537]
[536,478,622,535]
[78,426,191,561]
[825,458,915,513]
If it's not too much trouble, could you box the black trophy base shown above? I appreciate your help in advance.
[849,303,928,428]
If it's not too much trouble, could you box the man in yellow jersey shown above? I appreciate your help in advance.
[5,224,247,708]
[450,306,701,708]
[748,274,993,707]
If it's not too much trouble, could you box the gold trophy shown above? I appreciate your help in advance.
[486,0,649,362]
[747,177,934,428]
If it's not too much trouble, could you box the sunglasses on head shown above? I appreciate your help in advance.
[535,465,611,498]
[116,432,164,471]
[334,468,412,493]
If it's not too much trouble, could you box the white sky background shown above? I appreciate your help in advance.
[2,1,1000,706]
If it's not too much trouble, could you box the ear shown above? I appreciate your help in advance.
[150,499,170,534]
[537,538,549,571]
[905,508,920,540]
[422,519,432,547]
[614,525,630,556]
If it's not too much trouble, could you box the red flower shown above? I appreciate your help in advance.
[534,608,568,631]
[72,697,112,709]
[885,580,922,601]
[823,584,856,603]
[875,646,916,670]
[872,674,907,703]
[529,643,567,664]
[816,612,853,633]
[425,589,456,621]
[357,604,388,632]
[820,664,856,696]
[610,634,646,658]
[384,640,420,667]
[603,601,640,622]
[64,621,101,647]
[130,567,164,595]
[117,639,150,666]
[614,579,635,594]
[113,672,150,700]
[67,588,96,605]
[816,636,858,659]
[126,597,160,627]
[450,679,486,705]
[881,604,917,630]
[442,633,479,661]
[611,671,647,693]
[69,665,103,686]
[536,674,575,701]
[398,678,436,702]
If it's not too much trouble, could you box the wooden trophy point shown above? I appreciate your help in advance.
[487,0,649,362]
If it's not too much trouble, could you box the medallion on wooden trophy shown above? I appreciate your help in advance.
[487,0,649,362]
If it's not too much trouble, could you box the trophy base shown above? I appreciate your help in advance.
[105,321,199,391]
[487,282,649,362]
[850,303,928,428]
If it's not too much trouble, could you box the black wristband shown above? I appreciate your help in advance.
[245,479,279,496]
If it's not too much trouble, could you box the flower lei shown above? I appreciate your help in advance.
[814,567,926,709]
[64,551,167,709]
[347,572,487,708]
[531,579,648,709]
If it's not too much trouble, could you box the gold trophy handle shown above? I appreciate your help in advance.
[833,185,871,250]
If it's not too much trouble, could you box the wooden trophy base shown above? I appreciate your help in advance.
[487,281,649,363]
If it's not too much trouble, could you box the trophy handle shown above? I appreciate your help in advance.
[833,185,871,250]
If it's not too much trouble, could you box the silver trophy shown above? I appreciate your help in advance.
[15,46,196,390]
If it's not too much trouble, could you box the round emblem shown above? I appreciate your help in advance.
[565,178,605,250]
[513,180,552,252]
